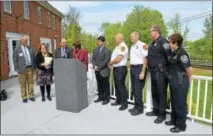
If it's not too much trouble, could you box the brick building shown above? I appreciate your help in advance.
[0,1,63,80]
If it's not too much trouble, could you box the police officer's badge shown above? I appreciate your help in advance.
[121,47,125,52]
[163,43,170,50]
[143,44,148,50]
[180,55,189,64]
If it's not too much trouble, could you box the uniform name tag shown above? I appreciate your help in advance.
[19,53,23,57]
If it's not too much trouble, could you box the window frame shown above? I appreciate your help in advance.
[23,1,29,19]
[47,12,51,27]
[52,14,56,29]
[3,1,12,13]
[37,6,42,24]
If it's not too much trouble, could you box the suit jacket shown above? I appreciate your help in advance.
[13,45,37,73]
[54,46,72,59]
[92,46,111,77]
[36,52,53,73]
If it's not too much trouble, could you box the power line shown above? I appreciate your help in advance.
[180,11,212,22]
[179,11,212,23]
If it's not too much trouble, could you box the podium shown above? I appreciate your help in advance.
[54,59,88,113]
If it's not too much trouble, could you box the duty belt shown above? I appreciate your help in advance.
[168,71,186,84]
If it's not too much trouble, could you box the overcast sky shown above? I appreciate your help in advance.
[49,1,212,41]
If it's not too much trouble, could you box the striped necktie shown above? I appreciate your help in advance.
[23,47,30,66]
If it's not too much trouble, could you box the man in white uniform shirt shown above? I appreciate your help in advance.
[129,32,148,116]
[108,33,129,111]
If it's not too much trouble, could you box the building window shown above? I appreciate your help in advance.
[38,6,42,24]
[48,12,51,27]
[3,1,12,13]
[52,15,56,29]
[23,1,29,19]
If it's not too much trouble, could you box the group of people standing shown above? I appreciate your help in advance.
[13,37,88,102]
[13,24,192,133]
[92,25,192,133]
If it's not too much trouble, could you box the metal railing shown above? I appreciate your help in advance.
[109,71,212,124]
[191,60,212,69]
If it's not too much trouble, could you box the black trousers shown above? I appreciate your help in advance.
[169,74,189,130]
[40,85,51,97]
[150,70,168,117]
[95,71,110,100]
[130,65,146,109]
[113,66,128,106]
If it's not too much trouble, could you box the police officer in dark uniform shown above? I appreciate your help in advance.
[146,25,169,124]
[165,33,192,133]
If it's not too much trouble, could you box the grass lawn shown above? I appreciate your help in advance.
[110,67,212,123]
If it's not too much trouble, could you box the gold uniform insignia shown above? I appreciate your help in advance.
[143,44,148,50]
[121,46,126,52]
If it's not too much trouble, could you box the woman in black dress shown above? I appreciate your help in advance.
[36,43,53,102]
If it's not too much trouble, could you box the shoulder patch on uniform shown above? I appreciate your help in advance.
[143,44,148,50]
[163,43,170,50]
[121,46,126,52]
[180,55,189,64]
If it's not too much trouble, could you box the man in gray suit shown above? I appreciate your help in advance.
[13,36,37,103]
[92,36,111,105]
[54,38,72,58]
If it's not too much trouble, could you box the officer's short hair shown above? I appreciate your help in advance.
[97,36,105,42]
[169,33,183,47]
[150,25,161,34]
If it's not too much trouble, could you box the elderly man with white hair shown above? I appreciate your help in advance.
[13,36,37,103]
[54,38,72,58]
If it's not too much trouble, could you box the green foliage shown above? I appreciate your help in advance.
[167,13,189,41]
[187,38,212,60]
[101,5,168,50]
[124,5,168,45]
[203,15,212,39]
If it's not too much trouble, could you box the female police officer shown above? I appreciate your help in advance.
[165,33,192,133]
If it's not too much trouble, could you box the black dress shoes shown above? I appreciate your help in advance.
[165,121,174,126]
[94,98,102,103]
[128,106,137,113]
[29,97,35,102]
[146,111,158,116]
[102,99,110,105]
[170,127,185,133]
[23,99,28,103]
[41,97,45,102]
[47,95,52,101]
[154,117,166,124]
[111,101,121,106]
[131,108,144,116]
[119,105,128,111]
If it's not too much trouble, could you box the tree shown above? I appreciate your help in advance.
[167,13,189,41]
[123,5,168,46]
[62,5,81,46]
[203,15,212,39]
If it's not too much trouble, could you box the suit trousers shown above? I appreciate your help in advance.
[113,66,128,106]
[18,67,35,99]
[130,65,146,109]
[150,70,168,118]
[95,71,110,100]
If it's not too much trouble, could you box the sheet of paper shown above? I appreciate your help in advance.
[44,57,53,65]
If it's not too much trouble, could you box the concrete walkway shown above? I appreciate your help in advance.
[1,77,212,134]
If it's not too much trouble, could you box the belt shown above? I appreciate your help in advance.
[114,66,127,69]
[26,65,32,68]
[131,64,142,68]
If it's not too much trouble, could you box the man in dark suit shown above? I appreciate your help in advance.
[92,36,111,105]
[13,36,37,103]
[54,38,72,58]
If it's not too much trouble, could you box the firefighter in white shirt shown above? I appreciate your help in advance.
[128,32,148,116]
[108,33,129,111]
